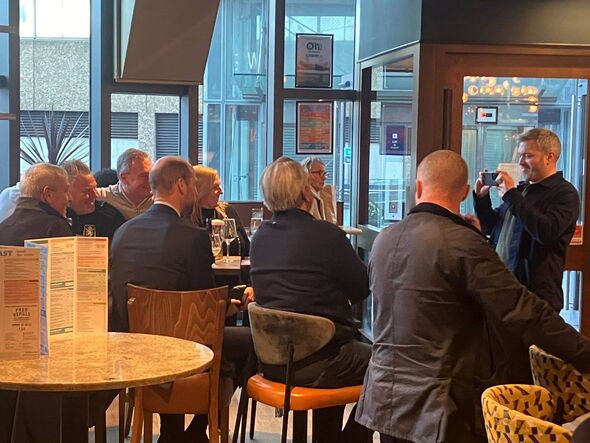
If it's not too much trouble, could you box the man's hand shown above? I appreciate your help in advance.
[462,214,482,232]
[496,170,515,198]
[474,171,491,197]
[242,286,255,308]
[226,299,242,317]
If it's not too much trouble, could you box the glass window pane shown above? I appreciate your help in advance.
[285,0,356,89]
[20,0,90,173]
[110,94,180,165]
[368,57,414,229]
[283,100,354,225]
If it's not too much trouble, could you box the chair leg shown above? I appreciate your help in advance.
[220,406,229,443]
[130,388,143,443]
[143,411,152,443]
[118,390,125,443]
[125,388,135,438]
[232,386,249,443]
[249,400,257,439]
[292,411,307,443]
[209,400,220,443]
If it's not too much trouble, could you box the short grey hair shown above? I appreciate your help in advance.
[59,160,92,182]
[518,128,561,159]
[260,157,309,212]
[301,156,325,173]
[20,163,68,200]
[116,148,150,178]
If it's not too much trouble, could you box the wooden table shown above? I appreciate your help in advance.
[0,332,214,442]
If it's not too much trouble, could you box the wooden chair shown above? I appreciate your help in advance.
[481,384,572,442]
[127,284,229,443]
[233,303,361,443]
[530,345,590,422]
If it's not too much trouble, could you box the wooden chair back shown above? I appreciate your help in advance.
[127,284,228,443]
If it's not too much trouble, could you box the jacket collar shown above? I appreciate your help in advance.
[272,208,314,221]
[148,202,180,218]
[16,197,68,221]
[409,202,486,239]
[518,171,564,190]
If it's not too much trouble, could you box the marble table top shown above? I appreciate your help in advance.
[0,332,213,391]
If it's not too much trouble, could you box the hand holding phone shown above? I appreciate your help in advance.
[481,172,499,187]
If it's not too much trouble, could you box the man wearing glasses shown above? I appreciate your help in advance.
[301,156,337,224]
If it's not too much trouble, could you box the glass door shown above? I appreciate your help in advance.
[461,76,587,329]
[357,51,418,338]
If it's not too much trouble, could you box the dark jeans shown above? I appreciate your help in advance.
[262,339,373,443]
[158,326,253,443]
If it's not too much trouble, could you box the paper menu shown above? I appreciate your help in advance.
[24,236,108,347]
[0,246,42,359]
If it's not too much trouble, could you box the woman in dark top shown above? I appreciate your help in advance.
[191,165,250,257]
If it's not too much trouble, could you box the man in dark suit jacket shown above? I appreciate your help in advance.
[0,163,72,246]
[109,156,215,443]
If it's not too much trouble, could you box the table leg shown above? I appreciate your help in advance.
[60,393,89,443]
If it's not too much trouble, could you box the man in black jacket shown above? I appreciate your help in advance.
[0,163,72,246]
[474,128,579,312]
[357,150,590,443]
[110,156,216,443]
[60,160,126,240]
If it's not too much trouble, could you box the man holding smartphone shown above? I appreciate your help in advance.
[473,128,579,313]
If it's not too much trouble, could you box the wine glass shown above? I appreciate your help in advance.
[210,233,222,260]
[250,214,263,236]
[221,218,237,262]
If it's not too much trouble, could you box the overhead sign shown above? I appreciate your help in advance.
[476,106,498,124]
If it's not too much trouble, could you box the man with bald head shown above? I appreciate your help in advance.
[356,150,590,443]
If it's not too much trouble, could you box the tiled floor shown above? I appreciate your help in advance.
[93,389,380,442]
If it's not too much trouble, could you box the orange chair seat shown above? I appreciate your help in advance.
[246,374,361,410]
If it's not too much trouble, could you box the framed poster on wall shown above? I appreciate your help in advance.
[295,34,333,88]
[296,102,333,155]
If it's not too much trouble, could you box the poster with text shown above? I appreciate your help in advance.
[296,102,333,154]
[0,247,42,359]
[25,237,108,351]
[295,34,333,88]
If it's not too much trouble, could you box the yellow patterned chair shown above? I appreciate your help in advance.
[530,345,590,423]
[481,384,572,442]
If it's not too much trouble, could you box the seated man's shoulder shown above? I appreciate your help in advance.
[95,201,126,221]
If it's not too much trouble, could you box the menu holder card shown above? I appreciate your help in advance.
[24,236,109,352]
[0,246,42,359]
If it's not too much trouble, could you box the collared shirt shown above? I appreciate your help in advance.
[153,201,180,217]
[96,183,152,220]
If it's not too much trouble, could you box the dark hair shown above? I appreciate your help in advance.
[94,168,119,187]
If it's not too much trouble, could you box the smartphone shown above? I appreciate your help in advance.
[481,172,499,186]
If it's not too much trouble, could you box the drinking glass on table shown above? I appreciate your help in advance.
[250,207,263,235]
[210,233,222,260]
[221,218,237,262]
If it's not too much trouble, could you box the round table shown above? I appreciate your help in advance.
[0,332,214,443]
[0,332,214,391]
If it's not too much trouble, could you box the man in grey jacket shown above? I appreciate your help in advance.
[356,150,590,443]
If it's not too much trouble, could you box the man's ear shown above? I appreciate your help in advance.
[415,179,423,200]
[40,186,52,203]
[177,177,187,195]
[460,183,470,202]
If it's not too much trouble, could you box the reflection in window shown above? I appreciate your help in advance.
[284,0,356,89]
[368,57,414,229]
[201,0,268,201]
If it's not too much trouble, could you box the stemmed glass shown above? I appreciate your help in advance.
[210,233,222,261]
[250,207,263,236]
[221,218,237,263]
